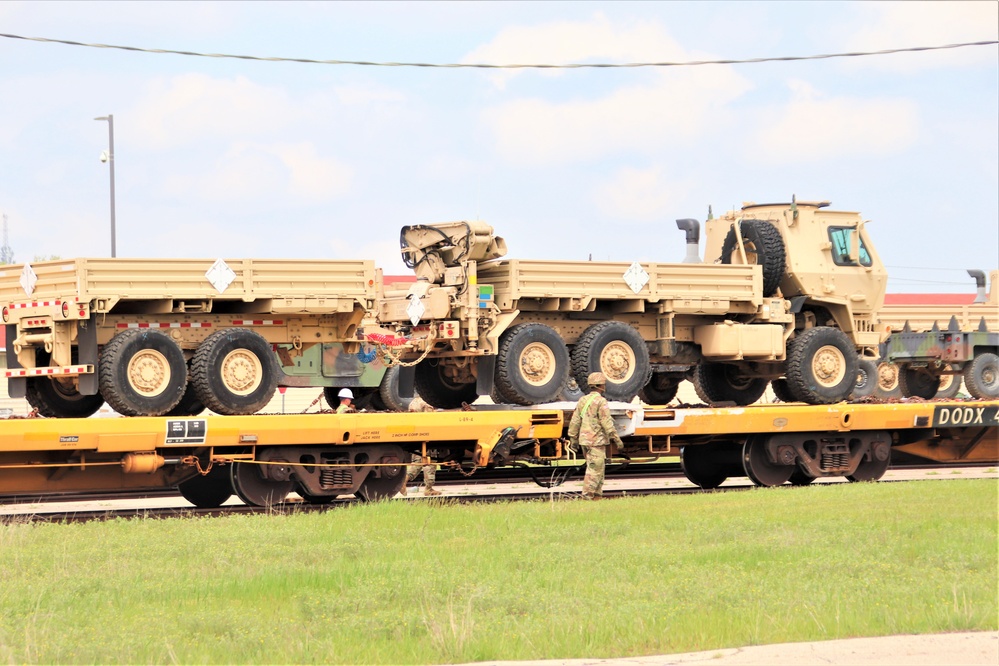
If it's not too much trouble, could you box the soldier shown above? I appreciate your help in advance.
[401,395,441,496]
[335,388,356,414]
[567,372,624,500]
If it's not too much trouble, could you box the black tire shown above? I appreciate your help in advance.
[25,352,106,418]
[414,359,478,409]
[770,378,796,403]
[692,363,768,405]
[639,372,680,405]
[165,361,205,417]
[720,219,786,297]
[785,327,859,405]
[191,328,278,415]
[851,359,879,399]
[571,321,650,401]
[934,366,962,400]
[178,465,233,508]
[874,361,903,399]
[98,329,187,416]
[898,366,940,400]
[379,365,414,412]
[963,352,999,399]
[495,323,570,405]
[559,376,585,402]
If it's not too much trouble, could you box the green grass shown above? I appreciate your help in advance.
[1,479,996,664]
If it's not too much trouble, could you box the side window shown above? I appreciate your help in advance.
[828,227,872,267]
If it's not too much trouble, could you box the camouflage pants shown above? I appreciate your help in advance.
[582,445,606,499]
[407,455,436,488]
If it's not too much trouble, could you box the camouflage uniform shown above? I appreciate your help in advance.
[567,378,623,499]
[402,395,440,495]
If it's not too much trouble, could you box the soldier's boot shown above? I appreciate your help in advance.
[424,487,442,496]
[399,485,408,496]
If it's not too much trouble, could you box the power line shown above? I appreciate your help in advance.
[0,32,995,69]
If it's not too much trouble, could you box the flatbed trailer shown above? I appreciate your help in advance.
[0,400,996,508]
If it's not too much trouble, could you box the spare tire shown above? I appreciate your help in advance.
[720,219,786,297]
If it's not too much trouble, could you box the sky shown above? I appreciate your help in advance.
[0,1,996,293]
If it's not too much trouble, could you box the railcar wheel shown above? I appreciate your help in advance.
[963,352,999,399]
[693,363,768,405]
[770,378,796,403]
[874,361,903,399]
[680,444,728,490]
[414,360,478,409]
[99,329,188,416]
[356,449,407,501]
[297,484,338,504]
[847,443,891,482]
[934,366,962,399]
[231,461,294,507]
[191,328,278,415]
[495,323,570,405]
[898,367,940,399]
[742,436,794,487]
[788,466,816,486]
[639,373,680,405]
[571,321,651,401]
[785,327,858,404]
[719,219,786,297]
[178,465,233,508]
[851,359,878,399]
[26,374,105,418]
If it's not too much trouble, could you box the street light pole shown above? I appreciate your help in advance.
[94,114,116,258]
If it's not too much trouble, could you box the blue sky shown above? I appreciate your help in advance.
[0,1,996,293]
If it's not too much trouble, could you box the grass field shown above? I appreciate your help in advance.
[1,479,996,664]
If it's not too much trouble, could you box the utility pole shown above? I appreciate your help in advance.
[0,213,13,264]
[94,114,117,257]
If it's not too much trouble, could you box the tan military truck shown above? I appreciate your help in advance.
[0,258,376,417]
[373,199,889,408]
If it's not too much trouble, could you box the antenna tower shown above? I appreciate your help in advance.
[0,214,13,264]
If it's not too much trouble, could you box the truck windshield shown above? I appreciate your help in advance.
[828,227,872,267]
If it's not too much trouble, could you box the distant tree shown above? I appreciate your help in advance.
[32,255,62,262]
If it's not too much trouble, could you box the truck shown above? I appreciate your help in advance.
[1,257,378,418]
[868,270,999,400]
[373,199,889,409]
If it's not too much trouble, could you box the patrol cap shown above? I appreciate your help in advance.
[587,372,606,386]
[338,388,354,399]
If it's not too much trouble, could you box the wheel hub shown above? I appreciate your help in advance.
[126,349,170,396]
[600,342,636,383]
[221,349,262,395]
[519,342,556,387]
[811,344,846,388]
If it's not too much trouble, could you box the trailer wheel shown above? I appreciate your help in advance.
[639,373,680,405]
[99,329,187,416]
[559,376,585,402]
[785,327,858,404]
[692,363,768,405]
[26,363,105,418]
[934,366,963,400]
[898,366,940,400]
[571,321,650,401]
[191,328,278,415]
[850,358,879,399]
[379,365,414,412]
[178,465,233,508]
[720,219,786,297]
[770,378,796,403]
[742,435,794,487]
[963,352,999,399]
[495,323,570,405]
[874,361,903,399]
[414,359,478,409]
[231,460,293,507]
[356,449,407,501]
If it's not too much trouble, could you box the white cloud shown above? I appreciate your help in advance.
[594,167,692,221]
[749,80,919,161]
[274,143,353,200]
[845,2,998,72]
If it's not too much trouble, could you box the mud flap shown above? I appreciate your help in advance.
[5,324,25,398]
[77,317,99,396]
[476,356,495,396]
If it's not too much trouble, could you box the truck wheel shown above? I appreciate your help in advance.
[934,366,962,400]
[720,219,786,297]
[414,359,478,409]
[785,327,858,404]
[26,367,105,418]
[874,361,903,399]
[692,363,768,405]
[639,373,680,405]
[495,323,570,405]
[559,376,585,402]
[165,361,205,417]
[898,367,940,399]
[571,321,650,401]
[770,378,796,403]
[191,329,278,415]
[379,365,414,412]
[178,465,233,508]
[963,352,999,399]
[99,329,188,416]
[850,358,879,399]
